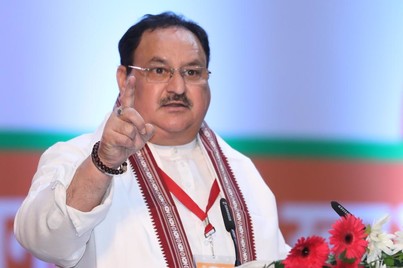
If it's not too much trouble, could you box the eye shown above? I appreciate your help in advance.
[150,67,168,76]
[183,68,202,77]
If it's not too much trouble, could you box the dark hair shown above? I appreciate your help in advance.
[118,11,210,71]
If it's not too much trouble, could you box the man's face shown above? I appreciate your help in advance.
[122,27,211,146]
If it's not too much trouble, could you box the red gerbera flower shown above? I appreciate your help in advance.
[329,214,368,265]
[283,236,329,268]
[332,261,365,268]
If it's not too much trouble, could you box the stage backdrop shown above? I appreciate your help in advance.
[1,1,403,267]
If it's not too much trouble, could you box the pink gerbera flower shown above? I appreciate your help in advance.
[283,236,329,268]
[329,214,368,265]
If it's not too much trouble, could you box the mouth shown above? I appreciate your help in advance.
[161,101,190,108]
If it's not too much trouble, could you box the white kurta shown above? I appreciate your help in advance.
[14,116,290,268]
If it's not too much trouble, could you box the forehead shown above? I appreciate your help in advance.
[134,27,207,66]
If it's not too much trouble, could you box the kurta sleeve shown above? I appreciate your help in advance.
[14,134,113,267]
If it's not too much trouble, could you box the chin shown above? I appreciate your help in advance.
[155,121,201,142]
[158,119,194,132]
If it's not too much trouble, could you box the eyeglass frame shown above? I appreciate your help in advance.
[127,65,211,84]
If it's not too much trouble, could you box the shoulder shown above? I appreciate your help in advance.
[42,115,107,159]
[39,133,95,164]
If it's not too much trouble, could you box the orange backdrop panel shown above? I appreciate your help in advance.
[2,152,403,267]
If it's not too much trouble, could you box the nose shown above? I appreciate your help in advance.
[166,69,186,94]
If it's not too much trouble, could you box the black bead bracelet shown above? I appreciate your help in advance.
[91,141,128,176]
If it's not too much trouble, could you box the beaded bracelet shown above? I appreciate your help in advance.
[91,141,128,176]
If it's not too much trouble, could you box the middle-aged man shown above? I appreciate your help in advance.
[14,11,290,267]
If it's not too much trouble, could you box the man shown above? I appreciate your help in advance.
[14,12,289,267]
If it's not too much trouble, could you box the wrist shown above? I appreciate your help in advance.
[91,141,128,176]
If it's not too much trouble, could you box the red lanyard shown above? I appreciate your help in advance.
[157,166,220,237]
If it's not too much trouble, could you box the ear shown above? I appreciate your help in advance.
[116,65,128,99]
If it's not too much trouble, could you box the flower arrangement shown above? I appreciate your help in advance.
[266,202,403,268]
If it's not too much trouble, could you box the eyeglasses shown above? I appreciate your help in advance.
[128,65,211,84]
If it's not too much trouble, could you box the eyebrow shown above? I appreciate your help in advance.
[147,57,205,67]
[185,59,205,67]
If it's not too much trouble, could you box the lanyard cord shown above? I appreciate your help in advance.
[157,166,220,237]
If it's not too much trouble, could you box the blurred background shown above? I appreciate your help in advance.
[1,1,403,267]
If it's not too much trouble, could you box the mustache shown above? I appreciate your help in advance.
[160,93,192,107]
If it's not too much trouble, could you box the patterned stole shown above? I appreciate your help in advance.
[114,96,255,266]
[128,122,256,267]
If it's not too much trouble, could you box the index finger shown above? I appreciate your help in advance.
[120,75,136,108]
